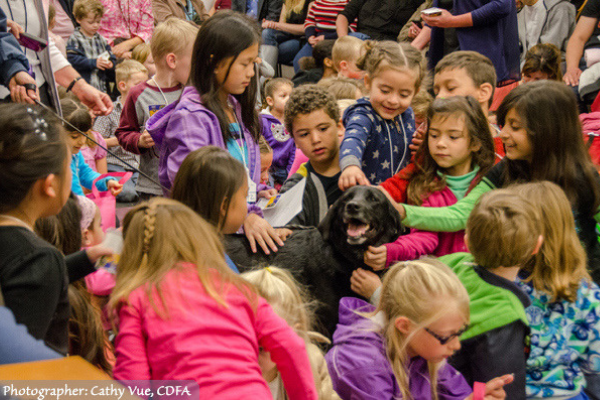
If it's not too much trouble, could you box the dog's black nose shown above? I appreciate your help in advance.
[346,201,360,213]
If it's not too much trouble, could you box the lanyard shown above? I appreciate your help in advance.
[231,116,247,168]
[151,77,169,105]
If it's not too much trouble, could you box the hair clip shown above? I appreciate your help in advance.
[26,107,48,141]
[265,266,273,274]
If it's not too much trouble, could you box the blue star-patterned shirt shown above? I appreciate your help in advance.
[518,279,600,398]
[339,97,415,185]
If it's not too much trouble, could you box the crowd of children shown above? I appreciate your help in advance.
[1,1,600,400]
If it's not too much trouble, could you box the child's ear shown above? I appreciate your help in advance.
[339,60,348,71]
[477,82,494,106]
[324,57,334,70]
[117,81,127,92]
[463,233,470,253]
[82,229,92,247]
[41,174,57,199]
[265,96,275,108]
[532,235,544,255]
[469,139,482,153]
[364,74,372,91]
[394,316,412,335]
[166,53,177,69]
[220,197,229,220]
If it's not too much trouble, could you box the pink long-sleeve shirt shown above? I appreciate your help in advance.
[384,186,469,267]
[113,263,318,400]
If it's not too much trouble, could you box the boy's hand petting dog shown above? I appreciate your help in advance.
[258,188,278,199]
[107,180,124,196]
[339,166,370,191]
[243,213,285,255]
[465,375,514,400]
[350,268,382,299]
[364,245,387,270]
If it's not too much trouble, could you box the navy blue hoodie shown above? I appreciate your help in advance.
[340,97,415,185]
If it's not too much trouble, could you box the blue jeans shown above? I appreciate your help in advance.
[261,28,302,65]
[292,32,370,73]
[107,164,139,203]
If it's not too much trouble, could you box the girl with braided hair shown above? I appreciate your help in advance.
[110,198,318,399]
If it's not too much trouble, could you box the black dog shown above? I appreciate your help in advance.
[224,186,402,336]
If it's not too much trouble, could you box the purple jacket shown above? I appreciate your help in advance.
[325,298,472,400]
[260,112,296,173]
[147,86,267,196]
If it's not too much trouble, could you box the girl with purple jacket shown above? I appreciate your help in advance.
[326,259,514,400]
[147,11,285,255]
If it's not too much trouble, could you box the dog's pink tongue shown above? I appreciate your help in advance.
[347,223,367,237]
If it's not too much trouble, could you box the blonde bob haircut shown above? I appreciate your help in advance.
[511,181,590,302]
[376,259,469,400]
[467,188,542,270]
[109,198,256,317]
[151,18,199,63]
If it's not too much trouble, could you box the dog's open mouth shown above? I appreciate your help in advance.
[344,217,371,245]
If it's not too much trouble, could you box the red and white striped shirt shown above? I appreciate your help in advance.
[304,0,357,36]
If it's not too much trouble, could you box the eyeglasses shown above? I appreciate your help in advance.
[424,325,469,345]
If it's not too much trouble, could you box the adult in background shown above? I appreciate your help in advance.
[46,0,76,42]
[97,0,153,59]
[232,0,281,22]
[152,0,209,25]
[1,0,112,114]
[424,0,520,84]
[335,0,422,41]
[0,7,38,104]
[260,0,311,72]
[563,0,600,88]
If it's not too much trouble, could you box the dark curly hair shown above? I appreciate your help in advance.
[284,84,339,134]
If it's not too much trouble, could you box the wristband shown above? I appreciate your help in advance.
[66,77,83,92]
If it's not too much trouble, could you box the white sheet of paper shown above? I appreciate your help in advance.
[257,179,306,227]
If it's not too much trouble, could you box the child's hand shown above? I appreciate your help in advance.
[258,188,278,199]
[85,244,114,263]
[350,268,382,299]
[107,180,123,196]
[274,228,293,241]
[138,131,155,148]
[244,213,285,255]
[364,245,387,270]
[339,166,370,191]
[465,375,514,400]
[96,58,112,70]
[409,122,426,155]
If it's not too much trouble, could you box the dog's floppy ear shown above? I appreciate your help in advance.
[382,193,403,242]
[319,195,346,241]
